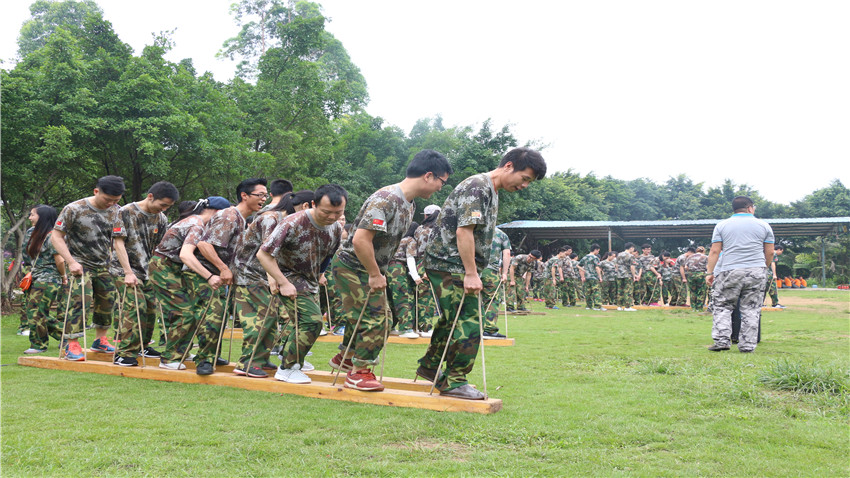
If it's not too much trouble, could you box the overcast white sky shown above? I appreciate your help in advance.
[3,0,848,205]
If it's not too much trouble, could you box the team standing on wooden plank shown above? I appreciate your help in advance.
[17,146,779,400]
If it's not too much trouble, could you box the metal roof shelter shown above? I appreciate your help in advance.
[499,217,850,282]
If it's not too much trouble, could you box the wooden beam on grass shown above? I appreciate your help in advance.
[224,329,516,346]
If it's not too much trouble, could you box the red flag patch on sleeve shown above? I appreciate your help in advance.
[56,221,63,227]
[113,227,123,233]
[372,219,385,226]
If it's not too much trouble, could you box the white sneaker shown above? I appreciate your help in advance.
[159,361,187,370]
[22,329,31,336]
[319,328,328,336]
[400,330,420,339]
[301,360,315,371]
[624,307,637,311]
[419,330,433,338]
[275,364,311,384]
[617,307,623,311]
[585,307,591,310]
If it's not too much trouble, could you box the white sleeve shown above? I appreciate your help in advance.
[406,256,421,281]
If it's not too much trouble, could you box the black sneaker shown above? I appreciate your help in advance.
[483,331,506,339]
[415,365,437,382]
[141,347,161,358]
[196,361,214,375]
[261,361,278,371]
[233,365,247,376]
[246,366,268,378]
[113,356,138,367]
[215,357,229,366]
[707,344,730,352]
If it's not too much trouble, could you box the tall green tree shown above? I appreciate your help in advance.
[16,0,102,59]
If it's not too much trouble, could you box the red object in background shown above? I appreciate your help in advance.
[837,284,849,290]
[6,260,14,272]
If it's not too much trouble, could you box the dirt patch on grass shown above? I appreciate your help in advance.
[772,295,848,309]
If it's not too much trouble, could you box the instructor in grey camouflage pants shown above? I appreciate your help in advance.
[705,196,774,353]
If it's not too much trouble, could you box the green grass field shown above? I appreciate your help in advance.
[2,289,848,476]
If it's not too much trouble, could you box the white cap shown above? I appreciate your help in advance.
[423,205,441,216]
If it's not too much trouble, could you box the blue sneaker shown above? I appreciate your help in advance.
[64,342,86,361]
[91,337,116,353]
[332,326,345,336]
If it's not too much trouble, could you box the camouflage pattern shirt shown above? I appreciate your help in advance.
[684,252,708,274]
[579,253,601,280]
[511,255,536,279]
[659,260,675,281]
[599,260,617,281]
[196,206,247,275]
[155,215,206,264]
[487,228,511,271]
[391,236,418,263]
[425,173,499,274]
[30,233,62,284]
[637,254,659,274]
[261,210,342,294]
[413,224,432,259]
[544,257,560,280]
[109,203,167,280]
[54,198,120,271]
[615,251,637,279]
[232,211,285,286]
[338,184,414,273]
[675,254,690,276]
[532,261,547,280]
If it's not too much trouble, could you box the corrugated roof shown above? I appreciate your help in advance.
[498,217,850,241]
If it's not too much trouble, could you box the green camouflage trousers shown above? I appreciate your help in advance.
[765,270,778,306]
[26,281,65,350]
[115,278,157,358]
[413,274,438,332]
[64,268,116,339]
[601,280,617,305]
[637,274,661,304]
[616,278,634,308]
[151,260,207,363]
[687,272,707,311]
[333,257,390,368]
[277,294,322,369]
[387,262,414,331]
[583,279,602,309]
[480,267,503,334]
[235,284,277,368]
[319,269,339,330]
[510,282,528,310]
[542,277,557,308]
[560,278,578,306]
[670,275,687,306]
[661,280,672,305]
[418,269,484,392]
[194,281,227,364]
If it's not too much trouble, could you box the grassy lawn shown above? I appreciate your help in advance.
[1,289,847,476]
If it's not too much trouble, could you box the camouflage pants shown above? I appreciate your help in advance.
[510,282,528,310]
[542,277,557,308]
[319,269,340,330]
[687,273,707,311]
[235,284,277,368]
[64,268,116,339]
[661,280,672,305]
[278,294,322,369]
[670,276,687,306]
[151,262,208,363]
[115,278,157,358]
[764,271,779,306]
[616,277,634,308]
[26,281,65,350]
[480,267,502,334]
[194,283,227,365]
[601,280,617,305]
[564,278,579,306]
[638,274,661,304]
[711,267,767,351]
[414,272,438,332]
[387,262,414,331]
[419,269,483,392]
[333,258,389,368]
[584,279,601,309]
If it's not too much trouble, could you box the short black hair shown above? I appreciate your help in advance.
[406,149,453,179]
[529,249,542,259]
[590,244,601,252]
[641,243,652,250]
[775,244,784,251]
[624,242,635,251]
[96,175,125,196]
[686,246,696,253]
[561,245,573,253]
[569,253,578,259]
[236,178,267,203]
[499,147,547,180]
[148,181,179,201]
[661,251,671,258]
[732,195,754,212]
[314,184,348,207]
[405,221,420,238]
[269,179,294,197]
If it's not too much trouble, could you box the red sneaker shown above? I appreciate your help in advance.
[66,341,86,361]
[328,353,353,372]
[344,369,384,391]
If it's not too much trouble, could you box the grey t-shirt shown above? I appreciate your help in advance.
[711,213,774,272]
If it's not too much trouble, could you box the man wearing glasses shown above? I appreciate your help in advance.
[192,178,268,375]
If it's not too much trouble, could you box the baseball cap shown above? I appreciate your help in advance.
[423,205,441,215]
[206,196,231,210]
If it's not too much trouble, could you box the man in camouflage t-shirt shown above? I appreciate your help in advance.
[672,248,694,306]
[52,176,125,360]
[111,182,177,366]
[615,243,638,310]
[329,150,452,392]
[193,178,268,375]
[685,246,709,311]
[482,227,511,336]
[509,252,541,311]
[259,185,346,384]
[418,147,547,400]
[579,244,603,309]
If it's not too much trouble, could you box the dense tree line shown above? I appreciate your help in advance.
[2,0,848,307]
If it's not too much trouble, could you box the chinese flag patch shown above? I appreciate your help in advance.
[372,219,385,226]
[56,221,63,227]
[470,211,482,218]
[113,227,122,233]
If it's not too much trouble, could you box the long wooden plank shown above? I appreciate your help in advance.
[82,352,434,393]
[224,329,516,346]
[599,305,783,312]
[18,356,501,414]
